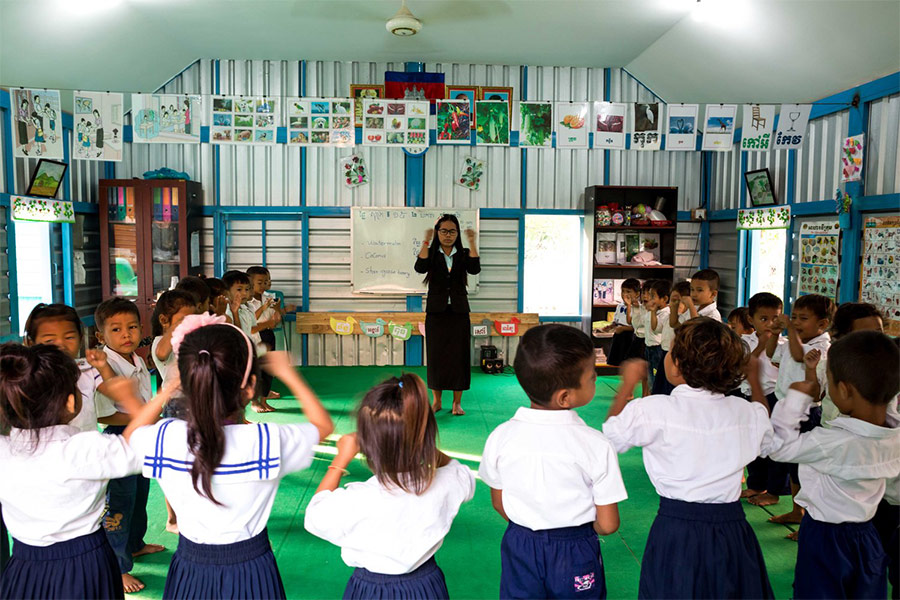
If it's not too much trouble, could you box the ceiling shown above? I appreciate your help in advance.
[1,0,898,104]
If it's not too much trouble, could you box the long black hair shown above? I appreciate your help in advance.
[423,214,467,286]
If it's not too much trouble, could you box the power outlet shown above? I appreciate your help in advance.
[691,208,707,221]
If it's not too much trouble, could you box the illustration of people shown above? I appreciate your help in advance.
[92,109,104,156]
[82,122,93,155]
[161,109,170,132]
[183,98,192,136]
[76,119,86,152]
[17,97,30,152]
[139,113,154,139]
[30,114,45,156]
[45,102,57,143]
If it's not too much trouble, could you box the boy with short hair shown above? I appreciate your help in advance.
[604,278,641,366]
[644,279,671,389]
[679,269,722,323]
[247,266,283,402]
[223,269,274,413]
[768,331,900,599]
[93,298,164,594]
[480,325,627,599]
[728,307,754,335]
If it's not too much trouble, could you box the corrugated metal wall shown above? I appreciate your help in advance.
[795,110,849,203]
[866,93,900,195]
[73,213,102,322]
[708,220,737,317]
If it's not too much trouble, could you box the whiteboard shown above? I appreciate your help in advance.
[351,207,480,294]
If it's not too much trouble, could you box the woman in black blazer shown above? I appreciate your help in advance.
[414,214,480,415]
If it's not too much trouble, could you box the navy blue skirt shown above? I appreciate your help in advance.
[639,498,773,599]
[0,528,123,600]
[343,556,448,600]
[163,529,285,599]
[794,514,887,600]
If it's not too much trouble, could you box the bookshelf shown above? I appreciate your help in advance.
[582,185,678,375]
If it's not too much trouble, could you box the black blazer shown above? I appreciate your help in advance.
[414,248,481,313]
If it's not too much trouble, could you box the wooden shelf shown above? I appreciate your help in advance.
[595,225,675,231]
[593,303,618,309]
[594,264,675,270]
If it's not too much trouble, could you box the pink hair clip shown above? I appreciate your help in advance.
[171,313,228,358]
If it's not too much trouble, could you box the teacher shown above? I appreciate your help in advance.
[415,214,480,416]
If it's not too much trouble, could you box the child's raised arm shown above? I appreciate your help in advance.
[784,315,806,362]
[123,371,180,441]
[608,359,648,419]
[316,433,358,494]
[263,351,333,441]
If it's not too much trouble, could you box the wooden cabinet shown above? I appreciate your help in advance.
[583,185,678,374]
[98,179,203,335]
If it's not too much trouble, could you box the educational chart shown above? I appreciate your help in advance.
[555,102,589,148]
[773,104,812,149]
[73,91,124,161]
[861,215,900,335]
[435,100,471,144]
[475,100,510,146]
[285,97,354,146]
[702,104,738,151]
[210,96,278,145]
[666,104,699,151]
[631,102,662,150]
[841,134,864,182]
[518,102,553,148]
[12,88,64,159]
[593,102,627,150]
[798,220,841,299]
[740,104,776,151]
[132,94,201,144]
[350,208,480,294]
[361,99,429,148]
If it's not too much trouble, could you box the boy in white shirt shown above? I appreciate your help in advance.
[678,268,723,324]
[653,280,689,395]
[480,325,627,599]
[768,331,900,599]
[223,270,275,413]
[643,280,671,389]
[604,278,641,366]
[626,282,651,396]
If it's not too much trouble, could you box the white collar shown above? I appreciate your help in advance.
[441,246,458,257]
[103,346,142,374]
[669,384,727,401]
[512,406,584,425]
[829,415,900,440]
[803,331,831,346]
[9,424,79,445]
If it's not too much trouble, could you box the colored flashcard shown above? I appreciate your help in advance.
[493,317,520,336]
[472,324,490,337]
[554,102,589,148]
[740,104,776,151]
[666,104,699,151]
[841,134,864,182]
[12,88,64,159]
[436,100,471,144]
[132,94,201,144]
[518,102,553,148]
[773,104,812,149]
[210,95,278,145]
[360,318,387,337]
[456,156,485,191]
[287,97,354,147]
[362,99,429,148]
[631,103,663,150]
[72,91,124,161]
[593,102,627,150]
[474,100,510,146]
[388,321,412,341]
[340,154,369,188]
[701,104,738,151]
[329,316,358,335]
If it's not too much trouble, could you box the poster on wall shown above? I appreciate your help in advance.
[131,94,201,144]
[740,104,776,151]
[555,102,589,148]
[12,88,64,159]
[631,102,662,150]
[435,100,471,144]
[593,102,626,150]
[210,96,279,145]
[362,98,429,148]
[665,104,699,151]
[518,102,553,148]
[798,220,840,299]
[861,215,900,336]
[841,134,864,182]
[702,104,738,151]
[285,97,354,146]
[72,91,124,161]
[11,195,74,223]
[475,100,510,146]
[773,103,812,149]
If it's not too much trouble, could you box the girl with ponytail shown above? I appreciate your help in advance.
[305,373,475,599]
[124,313,333,599]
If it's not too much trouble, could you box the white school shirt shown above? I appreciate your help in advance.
[248,297,276,327]
[644,307,670,347]
[631,305,647,338]
[226,304,266,355]
[94,346,152,419]
[0,426,140,546]
[129,419,320,544]
[679,301,722,323]
[772,332,830,401]
[660,312,678,352]
[151,336,176,384]
[739,333,783,397]
[479,407,628,531]
[70,359,111,432]
[305,460,475,574]
[611,303,629,327]
[768,389,900,522]
[603,386,778,503]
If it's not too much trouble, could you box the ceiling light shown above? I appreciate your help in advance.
[386,0,422,36]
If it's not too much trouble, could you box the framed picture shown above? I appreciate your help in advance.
[446,85,478,129]
[744,168,777,206]
[479,86,513,111]
[350,84,384,127]
[25,159,68,198]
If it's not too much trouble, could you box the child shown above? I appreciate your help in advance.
[605,278,641,366]
[92,298,164,594]
[175,275,212,313]
[126,314,333,598]
[305,373,475,599]
[603,318,776,599]
[247,266,283,399]
[728,307,753,335]
[480,324,627,599]
[644,279,671,389]
[23,303,117,432]
[652,280,689,395]
[767,331,900,599]
[223,269,275,413]
[738,293,791,504]
[678,269,722,324]
[203,277,229,316]
[754,293,833,509]
[626,281,651,396]
[0,343,144,599]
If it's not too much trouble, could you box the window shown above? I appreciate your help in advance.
[523,215,583,316]
[747,228,787,300]
[14,221,54,335]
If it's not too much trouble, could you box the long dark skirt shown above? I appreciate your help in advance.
[343,556,449,600]
[425,308,471,391]
[0,528,123,600]
[16,121,27,146]
[163,529,285,599]
[639,497,773,599]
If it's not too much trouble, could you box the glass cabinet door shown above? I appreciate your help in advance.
[105,186,139,298]
[150,185,181,298]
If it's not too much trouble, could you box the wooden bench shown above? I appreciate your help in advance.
[295,312,540,336]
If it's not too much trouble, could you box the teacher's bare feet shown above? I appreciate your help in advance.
[431,401,442,412]
[452,403,465,416]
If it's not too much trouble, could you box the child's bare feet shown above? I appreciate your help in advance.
[748,492,780,506]
[740,488,765,499]
[251,400,268,413]
[132,543,165,558]
[786,530,799,541]
[769,509,804,524]
[261,399,276,412]
[266,391,281,399]
[122,573,145,594]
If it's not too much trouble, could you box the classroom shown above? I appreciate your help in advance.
[0,1,898,599]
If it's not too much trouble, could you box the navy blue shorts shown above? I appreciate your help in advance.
[500,521,605,599]
[343,556,448,600]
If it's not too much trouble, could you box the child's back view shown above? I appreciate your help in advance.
[480,325,627,599]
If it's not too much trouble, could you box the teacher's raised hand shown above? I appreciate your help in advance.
[464,228,476,243]
[424,228,435,245]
